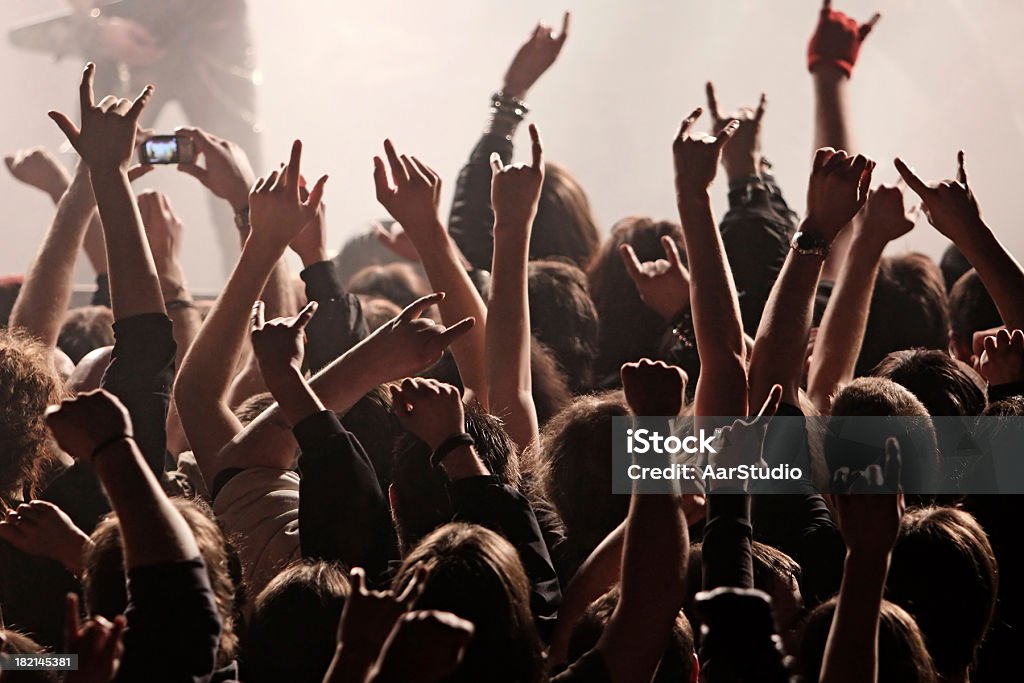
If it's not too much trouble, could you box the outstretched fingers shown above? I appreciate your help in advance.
[529,123,544,170]
[401,292,446,321]
[251,300,266,332]
[894,157,929,196]
[677,107,703,140]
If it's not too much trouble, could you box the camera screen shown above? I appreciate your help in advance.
[143,137,179,163]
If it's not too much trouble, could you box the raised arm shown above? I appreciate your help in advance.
[50,63,163,321]
[448,13,568,270]
[578,359,689,683]
[896,152,1024,332]
[748,148,874,408]
[821,440,903,683]
[486,124,545,451]
[215,293,474,477]
[672,108,747,417]
[174,140,326,483]
[807,185,915,412]
[807,0,879,280]
[374,142,489,405]
[8,160,97,349]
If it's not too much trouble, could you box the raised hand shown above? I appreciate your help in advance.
[288,183,329,266]
[373,141,444,243]
[490,123,545,232]
[808,1,881,78]
[371,611,475,683]
[502,12,570,100]
[705,82,767,180]
[137,190,186,296]
[248,140,328,252]
[619,235,690,321]
[5,146,70,200]
[705,384,783,490]
[832,437,904,557]
[978,328,1024,386]
[895,151,983,244]
[805,147,875,244]
[176,126,257,213]
[672,108,739,200]
[856,183,917,248]
[0,500,91,574]
[44,389,133,463]
[249,299,318,381]
[49,63,153,170]
[390,378,466,451]
[354,293,475,381]
[64,593,126,683]
[336,566,426,664]
[620,358,688,417]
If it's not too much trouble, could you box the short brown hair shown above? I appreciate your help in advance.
[57,306,114,364]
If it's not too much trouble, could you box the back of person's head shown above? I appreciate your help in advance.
[531,162,600,269]
[826,378,940,493]
[233,391,277,426]
[526,260,599,394]
[0,328,63,502]
[82,497,239,668]
[535,391,631,569]
[359,296,402,332]
[587,217,685,384]
[856,253,950,376]
[393,523,544,683]
[695,587,795,683]
[391,403,519,552]
[871,349,986,417]
[0,629,59,682]
[800,598,937,683]
[332,224,412,284]
[530,339,572,427]
[948,269,1002,361]
[346,262,429,308]
[66,346,112,394]
[244,561,349,683]
[568,586,697,683]
[685,542,803,637]
[887,506,998,680]
[939,243,971,293]
[57,306,114,365]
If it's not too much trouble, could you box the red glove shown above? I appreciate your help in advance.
[807,2,880,78]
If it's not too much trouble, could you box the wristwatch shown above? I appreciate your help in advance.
[790,231,831,257]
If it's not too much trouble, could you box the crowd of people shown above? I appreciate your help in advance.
[1,2,1021,681]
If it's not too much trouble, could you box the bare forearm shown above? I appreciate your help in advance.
[819,552,888,683]
[82,213,107,275]
[262,258,298,319]
[807,236,884,412]
[175,242,278,468]
[9,178,96,347]
[678,195,747,415]
[486,229,538,450]
[412,223,490,402]
[94,439,200,567]
[90,167,165,320]
[813,70,855,281]
[953,220,1024,331]
[750,247,824,407]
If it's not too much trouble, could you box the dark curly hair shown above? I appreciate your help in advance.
[0,328,65,503]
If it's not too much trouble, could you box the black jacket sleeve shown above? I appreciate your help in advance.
[702,493,754,591]
[116,557,221,683]
[101,313,176,475]
[751,402,845,607]
[295,410,397,579]
[91,273,111,308]
[447,133,514,272]
[300,261,368,374]
[719,173,799,335]
[448,475,561,640]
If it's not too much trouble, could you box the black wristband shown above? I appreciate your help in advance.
[430,433,475,469]
[90,434,133,461]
